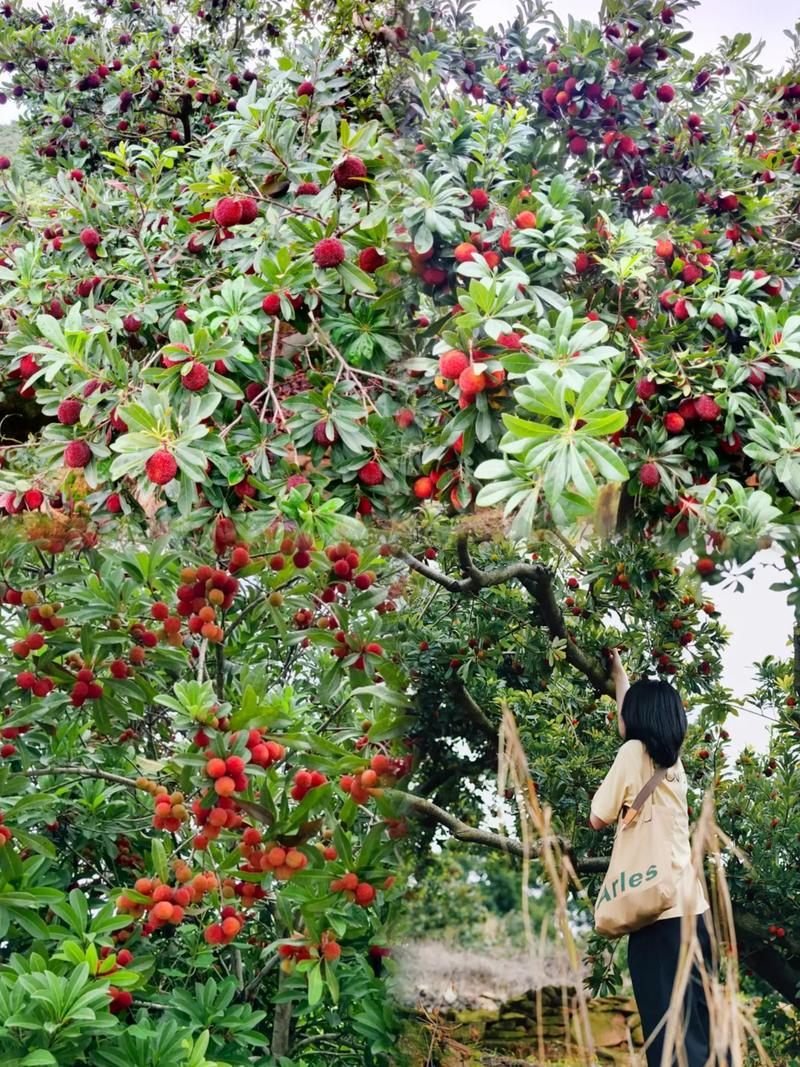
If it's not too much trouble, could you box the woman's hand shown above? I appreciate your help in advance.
[609,647,626,680]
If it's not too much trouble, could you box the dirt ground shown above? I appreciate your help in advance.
[389,938,586,1012]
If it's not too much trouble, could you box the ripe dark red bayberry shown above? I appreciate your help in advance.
[79,226,101,248]
[212,197,242,227]
[64,440,91,468]
[639,463,660,488]
[57,399,82,425]
[333,156,368,190]
[358,247,387,273]
[181,362,209,391]
[145,450,178,485]
[313,238,346,268]
[695,395,721,421]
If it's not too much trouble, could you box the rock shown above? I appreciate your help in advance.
[573,1007,630,1048]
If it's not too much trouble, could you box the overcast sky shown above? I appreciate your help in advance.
[474,0,797,71]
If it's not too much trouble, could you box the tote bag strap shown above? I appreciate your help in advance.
[621,766,668,828]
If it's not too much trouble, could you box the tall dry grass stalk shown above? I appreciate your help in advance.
[496,700,771,1067]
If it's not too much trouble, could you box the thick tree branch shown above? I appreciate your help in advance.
[381,788,608,874]
[793,622,800,697]
[400,533,614,698]
[516,570,613,697]
[733,907,800,1004]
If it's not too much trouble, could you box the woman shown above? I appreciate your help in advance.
[589,649,713,1067]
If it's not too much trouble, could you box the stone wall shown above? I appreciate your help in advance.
[398,985,645,1065]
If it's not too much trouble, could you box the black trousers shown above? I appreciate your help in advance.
[627,913,713,1067]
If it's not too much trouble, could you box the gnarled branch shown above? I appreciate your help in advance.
[400,532,614,698]
[381,787,608,875]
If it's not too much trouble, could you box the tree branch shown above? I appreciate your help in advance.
[381,788,608,874]
[450,678,497,741]
[400,532,614,698]
[732,906,800,1004]
[25,766,141,788]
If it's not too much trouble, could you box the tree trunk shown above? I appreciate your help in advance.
[271,969,293,1058]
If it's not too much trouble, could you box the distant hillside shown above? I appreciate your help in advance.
[0,122,21,158]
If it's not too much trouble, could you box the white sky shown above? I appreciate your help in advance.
[474,0,797,71]
[706,550,793,755]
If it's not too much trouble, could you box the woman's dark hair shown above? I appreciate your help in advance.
[620,679,687,767]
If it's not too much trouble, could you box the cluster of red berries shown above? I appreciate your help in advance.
[11,628,46,661]
[0,709,29,758]
[15,671,55,697]
[107,986,133,1014]
[205,754,248,797]
[7,590,67,631]
[97,945,134,978]
[0,813,12,847]
[340,753,405,805]
[67,666,104,708]
[278,930,341,971]
[191,792,244,850]
[437,347,506,409]
[329,871,376,906]
[114,834,143,870]
[203,905,246,945]
[290,768,327,801]
[212,196,259,229]
[323,541,373,589]
[176,564,239,644]
[97,945,136,1013]
[331,630,384,670]
[140,780,188,833]
[238,828,309,881]
[269,530,315,571]
[242,729,285,768]
[118,870,206,929]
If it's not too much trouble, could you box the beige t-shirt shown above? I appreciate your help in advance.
[591,739,709,921]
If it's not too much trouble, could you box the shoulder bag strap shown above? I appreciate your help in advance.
[621,766,668,828]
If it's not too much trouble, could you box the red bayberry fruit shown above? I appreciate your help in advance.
[56,398,82,425]
[639,463,660,488]
[64,440,92,468]
[333,156,368,189]
[313,238,346,268]
[439,349,469,380]
[212,197,243,227]
[145,450,178,485]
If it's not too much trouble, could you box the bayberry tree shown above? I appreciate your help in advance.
[0,506,418,1064]
[1,0,800,1061]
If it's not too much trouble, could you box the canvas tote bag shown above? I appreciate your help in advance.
[594,765,678,938]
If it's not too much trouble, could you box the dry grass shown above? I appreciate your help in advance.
[493,702,770,1067]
